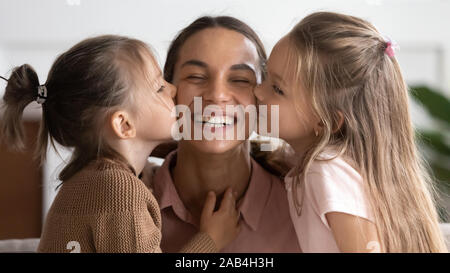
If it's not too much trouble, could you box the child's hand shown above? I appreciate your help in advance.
[199,188,240,250]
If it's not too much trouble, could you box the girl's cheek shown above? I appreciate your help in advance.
[267,91,279,106]
[162,97,174,112]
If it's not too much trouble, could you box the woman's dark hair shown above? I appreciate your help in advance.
[164,16,267,83]
[1,35,153,181]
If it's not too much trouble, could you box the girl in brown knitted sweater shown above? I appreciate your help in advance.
[1,35,240,253]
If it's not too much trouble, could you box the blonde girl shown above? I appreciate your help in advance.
[255,12,447,252]
[1,35,239,253]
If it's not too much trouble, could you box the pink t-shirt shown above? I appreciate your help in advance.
[285,153,374,253]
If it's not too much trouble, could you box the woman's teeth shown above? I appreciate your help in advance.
[194,115,234,128]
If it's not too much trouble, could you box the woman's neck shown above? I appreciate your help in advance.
[172,141,252,222]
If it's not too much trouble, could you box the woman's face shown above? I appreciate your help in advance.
[254,36,318,148]
[172,27,260,154]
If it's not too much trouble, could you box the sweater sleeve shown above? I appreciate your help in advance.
[92,210,162,253]
[79,163,217,253]
[179,232,218,253]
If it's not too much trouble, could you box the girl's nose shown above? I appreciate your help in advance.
[167,82,177,99]
[254,84,264,102]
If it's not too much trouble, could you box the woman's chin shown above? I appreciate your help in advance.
[186,139,247,155]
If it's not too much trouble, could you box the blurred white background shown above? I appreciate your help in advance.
[0,0,449,220]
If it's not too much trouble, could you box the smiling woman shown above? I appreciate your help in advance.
[173,26,259,153]
[142,16,301,253]
[1,0,449,255]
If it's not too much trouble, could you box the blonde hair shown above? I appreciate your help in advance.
[286,12,447,252]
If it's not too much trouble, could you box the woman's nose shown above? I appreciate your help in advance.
[204,79,232,104]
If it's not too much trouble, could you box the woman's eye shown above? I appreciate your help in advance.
[231,79,251,84]
[157,85,165,93]
[187,75,206,81]
[272,85,284,95]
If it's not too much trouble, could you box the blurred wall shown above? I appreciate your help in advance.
[0,0,449,221]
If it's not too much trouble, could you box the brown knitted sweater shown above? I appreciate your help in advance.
[37,159,217,253]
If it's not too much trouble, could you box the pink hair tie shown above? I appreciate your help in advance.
[383,37,399,57]
[385,41,395,57]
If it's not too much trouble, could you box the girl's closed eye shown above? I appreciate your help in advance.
[157,85,165,93]
[272,84,284,95]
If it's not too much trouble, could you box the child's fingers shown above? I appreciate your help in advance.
[201,191,216,219]
[232,207,240,226]
[218,188,235,212]
[234,191,239,200]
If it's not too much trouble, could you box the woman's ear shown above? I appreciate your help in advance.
[110,111,136,139]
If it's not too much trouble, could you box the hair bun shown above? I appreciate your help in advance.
[1,64,40,150]
[5,64,40,104]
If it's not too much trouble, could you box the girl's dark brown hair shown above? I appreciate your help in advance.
[1,35,153,181]
[164,16,267,83]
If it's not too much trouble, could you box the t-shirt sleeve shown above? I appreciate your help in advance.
[92,210,162,253]
[304,160,374,230]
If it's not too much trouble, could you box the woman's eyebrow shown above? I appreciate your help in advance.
[181,59,207,68]
[230,63,255,74]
